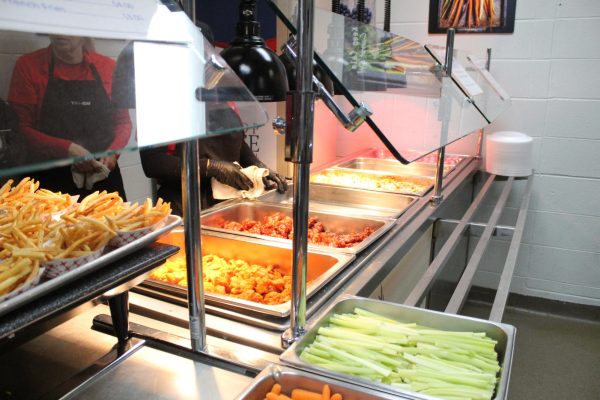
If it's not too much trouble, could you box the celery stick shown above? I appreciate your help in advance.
[439,353,500,373]
[427,354,484,373]
[300,351,332,365]
[302,345,331,359]
[319,328,408,351]
[395,369,494,389]
[421,386,493,400]
[313,363,375,375]
[343,344,409,368]
[404,354,481,374]
[318,326,397,345]
[328,316,380,334]
[314,342,393,377]
[353,307,403,323]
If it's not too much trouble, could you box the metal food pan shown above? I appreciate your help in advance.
[152,230,354,318]
[201,202,394,254]
[362,149,467,168]
[311,168,435,196]
[335,157,452,177]
[280,295,515,400]
[258,185,417,219]
[235,364,409,400]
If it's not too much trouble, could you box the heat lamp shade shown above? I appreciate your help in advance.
[221,44,288,102]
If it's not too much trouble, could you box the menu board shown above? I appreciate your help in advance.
[0,0,192,43]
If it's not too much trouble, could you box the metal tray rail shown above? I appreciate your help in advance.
[334,157,453,178]
[235,364,411,400]
[258,186,417,219]
[280,295,515,400]
[200,202,395,254]
[151,230,354,318]
[0,214,182,317]
[361,149,468,169]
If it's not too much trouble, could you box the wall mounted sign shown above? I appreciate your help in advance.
[428,0,517,34]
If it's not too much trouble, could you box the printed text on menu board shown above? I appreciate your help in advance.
[0,0,159,39]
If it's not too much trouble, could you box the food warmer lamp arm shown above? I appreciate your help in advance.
[281,0,317,348]
[276,40,372,134]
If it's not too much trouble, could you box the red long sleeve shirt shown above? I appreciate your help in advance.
[8,46,131,159]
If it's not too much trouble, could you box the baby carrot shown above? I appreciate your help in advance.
[331,394,343,400]
[271,384,282,395]
[265,393,292,400]
[322,384,331,400]
[291,388,323,400]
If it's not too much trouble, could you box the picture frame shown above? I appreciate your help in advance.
[428,0,517,34]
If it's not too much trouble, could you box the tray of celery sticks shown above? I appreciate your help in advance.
[280,295,515,400]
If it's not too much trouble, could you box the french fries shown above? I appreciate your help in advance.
[65,191,124,220]
[105,198,171,232]
[46,220,114,259]
[0,180,172,298]
[0,257,40,297]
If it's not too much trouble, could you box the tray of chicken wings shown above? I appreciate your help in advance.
[199,202,394,254]
[146,230,354,318]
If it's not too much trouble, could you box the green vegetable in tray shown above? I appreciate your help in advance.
[299,308,501,400]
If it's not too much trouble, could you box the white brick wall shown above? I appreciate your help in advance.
[376,0,600,306]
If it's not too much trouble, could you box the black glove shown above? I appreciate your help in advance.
[263,170,288,193]
[252,160,288,193]
[206,160,253,190]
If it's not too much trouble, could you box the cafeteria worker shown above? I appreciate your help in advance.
[8,35,131,199]
[110,26,287,214]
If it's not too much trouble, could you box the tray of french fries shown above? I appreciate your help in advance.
[0,178,181,316]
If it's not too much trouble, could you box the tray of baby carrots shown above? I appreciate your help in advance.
[235,364,410,400]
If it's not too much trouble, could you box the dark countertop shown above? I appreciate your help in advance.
[0,243,179,340]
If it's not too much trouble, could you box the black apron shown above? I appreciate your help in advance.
[30,54,126,199]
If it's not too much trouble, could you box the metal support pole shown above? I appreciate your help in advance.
[431,28,455,205]
[443,28,455,77]
[431,146,446,205]
[182,140,206,352]
[282,0,316,348]
[180,0,204,354]
[476,49,492,159]
[179,0,196,23]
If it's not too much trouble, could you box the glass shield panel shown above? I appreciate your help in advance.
[0,29,267,179]
[268,0,492,163]
[427,45,511,124]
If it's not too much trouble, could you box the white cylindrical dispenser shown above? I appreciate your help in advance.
[485,131,533,177]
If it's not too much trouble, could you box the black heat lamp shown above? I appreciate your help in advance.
[279,48,335,95]
[220,0,288,102]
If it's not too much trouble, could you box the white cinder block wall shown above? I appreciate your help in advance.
[0,34,153,204]
[376,0,600,306]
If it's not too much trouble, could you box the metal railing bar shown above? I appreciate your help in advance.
[445,177,514,314]
[489,176,533,322]
[404,174,497,307]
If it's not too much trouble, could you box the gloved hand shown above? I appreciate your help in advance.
[206,160,253,190]
[252,160,288,193]
[263,170,288,193]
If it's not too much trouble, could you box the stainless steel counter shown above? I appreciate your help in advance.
[28,154,527,399]
[121,157,482,362]
[62,340,254,400]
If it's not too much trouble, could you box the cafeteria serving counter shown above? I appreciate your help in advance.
[34,152,529,399]
[99,155,486,360]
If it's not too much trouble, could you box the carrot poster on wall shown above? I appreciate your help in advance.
[428,0,517,33]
